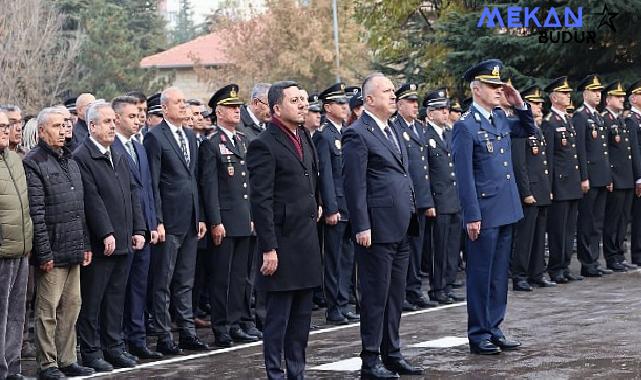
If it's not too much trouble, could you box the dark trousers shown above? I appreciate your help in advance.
[240,236,258,329]
[357,238,409,368]
[192,248,210,317]
[428,213,461,295]
[547,200,578,277]
[631,195,641,264]
[604,189,634,265]
[577,187,607,270]
[124,243,151,347]
[263,289,313,380]
[512,206,548,281]
[209,236,251,333]
[78,255,130,361]
[466,224,512,344]
[149,229,198,341]
[406,213,427,301]
[420,220,433,275]
[323,221,354,315]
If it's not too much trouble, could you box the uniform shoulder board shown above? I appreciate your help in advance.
[390,115,398,123]
[460,110,471,120]
[576,105,585,113]
[544,113,553,121]
[236,131,246,136]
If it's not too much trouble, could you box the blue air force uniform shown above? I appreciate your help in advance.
[391,83,435,308]
[541,77,583,282]
[602,81,641,269]
[628,80,641,265]
[510,86,553,288]
[573,75,612,275]
[452,60,535,348]
[313,82,357,324]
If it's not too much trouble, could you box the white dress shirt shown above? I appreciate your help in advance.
[166,119,191,163]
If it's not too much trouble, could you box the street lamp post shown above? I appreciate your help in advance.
[332,0,341,83]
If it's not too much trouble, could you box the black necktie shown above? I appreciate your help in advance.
[384,126,400,154]
[176,129,190,165]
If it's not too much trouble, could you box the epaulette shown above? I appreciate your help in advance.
[544,113,553,121]
[236,131,246,136]
[460,110,471,120]
[576,105,585,113]
[390,115,398,123]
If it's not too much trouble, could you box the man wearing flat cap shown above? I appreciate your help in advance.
[573,75,613,277]
[541,76,583,284]
[451,59,535,355]
[200,84,258,347]
[391,84,437,312]
[314,82,358,326]
[626,80,641,266]
[422,89,464,305]
[602,81,641,272]
[510,85,555,291]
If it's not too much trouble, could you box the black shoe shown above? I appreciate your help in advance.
[122,350,138,362]
[83,358,114,372]
[564,272,583,281]
[469,340,502,355]
[312,303,319,311]
[491,336,521,351]
[156,340,183,356]
[60,362,95,376]
[402,300,419,311]
[214,332,233,348]
[622,261,638,270]
[384,359,423,375]
[409,296,438,308]
[7,374,27,380]
[313,297,327,308]
[551,275,568,284]
[179,335,211,351]
[430,292,453,305]
[230,327,259,343]
[529,277,556,287]
[105,353,136,368]
[597,267,613,274]
[580,268,603,277]
[360,363,399,379]
[450,280,464,289]
[513,279,533,291]
[38,367,66,380]
[242,324,263,339]
[607,262,628,272]
[343,311,360,321]
[418,271,429,278]
[129,345,164,360]
[446,292,466,301]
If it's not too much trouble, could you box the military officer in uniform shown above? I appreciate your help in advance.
[200,84,258,347]
[423,89,464,303]
[573,74,613,277]
[314,83,358,325]
[602,81,641,271]
[449,98,463,126]
[452,59,535,355]
[541,77,584,284]
[511,85,555,291]
[391,83,438,310]
[626,80,641,265]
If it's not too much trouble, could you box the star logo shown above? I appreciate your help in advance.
[594,3,618,32]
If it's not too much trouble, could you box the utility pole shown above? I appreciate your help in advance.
[331,0,341,82]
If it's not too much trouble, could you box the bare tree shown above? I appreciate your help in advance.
[0,0,81,113]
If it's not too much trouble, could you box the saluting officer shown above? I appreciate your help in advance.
[541,77,584,284]
[314,83,359,325]
[452,59,535,355]
[573,75,612,277]
[602,81,641,271]
[511,85,555,291]
[199,84,258,347]
[423,89,464,303]
[391,83,438,310]
[626,80,641,266]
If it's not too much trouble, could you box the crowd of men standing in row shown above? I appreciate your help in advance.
[0,62,641,380]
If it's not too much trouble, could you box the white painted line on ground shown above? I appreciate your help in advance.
[310,357,362,371]
[81,302,467,378]
[409,336,468,348]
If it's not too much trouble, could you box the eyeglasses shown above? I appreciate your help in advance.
[256,98,268,106]
[0,124,10,131]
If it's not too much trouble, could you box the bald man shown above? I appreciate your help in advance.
[71,93,96,150]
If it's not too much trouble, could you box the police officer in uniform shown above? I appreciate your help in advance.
[511,85,555,290]
[314,83,359,325]
[391,84,438,310]
[449,98,463,127]
[602,81,641,271]
[573,75,613,277]
[626,80,641,265]
[452,59,534,355]
[541,77,584,284]
[423,89,464,303]
[200,84,258,347]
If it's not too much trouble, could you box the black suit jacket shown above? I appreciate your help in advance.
[143,120,201,235]
[511,127,552,207]
[541,111,582,201]
[73,139,146,257]
[238,105,264,142]
[247,122,322,292]
[573,106,611,187]
[603,110,641,189]
[342,112,417,243]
